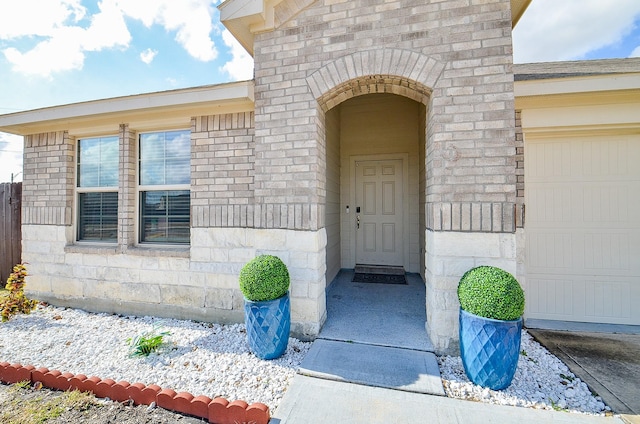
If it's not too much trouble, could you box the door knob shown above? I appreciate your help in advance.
[356,215,360,229]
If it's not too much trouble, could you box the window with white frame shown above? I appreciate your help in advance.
[138,130,190,244]
[76,136,119,242]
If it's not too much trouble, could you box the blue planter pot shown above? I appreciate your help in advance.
[244,292,291,360]
[459,308,523,390]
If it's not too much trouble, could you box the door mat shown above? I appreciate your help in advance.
[352,272,407,285]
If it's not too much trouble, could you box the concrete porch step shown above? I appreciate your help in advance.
[298,339,445,396]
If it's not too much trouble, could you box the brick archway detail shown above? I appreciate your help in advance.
[306,48,444,111]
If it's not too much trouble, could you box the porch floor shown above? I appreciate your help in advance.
[319,269,434,352]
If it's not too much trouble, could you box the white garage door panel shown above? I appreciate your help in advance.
[527,229,639,275]
[526,134,640,326]
[527,276,638,324]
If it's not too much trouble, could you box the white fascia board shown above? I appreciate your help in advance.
[219,0,264,21]
[515,73,640,98]
[219,0,266,56]
[0,81,255,136]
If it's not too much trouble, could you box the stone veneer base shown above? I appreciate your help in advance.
[0,361,269,424]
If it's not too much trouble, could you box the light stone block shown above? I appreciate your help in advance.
[228,247,255,264]
[83,281,122,299]
[82,253,111,267]
[256,249,291,264]
[103,266,141,284]
[204,288,233,309]
[442,257,475,277]
[291,297,321,322]
[23,224,67,243]
[64,253,84,266]
[211,228,250,248]
[190,247,212,262]
[290,280,308,298]
[119,283,161,303]
[158,257,190,271]
[44,263,73,278]
[24,241,53,254]
[429,231,502,258]
[209,247,232,262]
[160,285,205,308]
[72,266,97,280]
[25,274,52,294]
[254,228,287,249]
[107,254,143,270]
[141,257,160,270]
[51,277,83,297]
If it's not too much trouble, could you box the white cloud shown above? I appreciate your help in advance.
[1,0,130,77]
[220,29,254,81]
[513,0,640,63]
[0,0,85,39]
[82,0,131,51]
[0,133,24,183]
[140,48,158,64]
[631,46,640,58]
[118,0,218,61]
[0,0,218,78]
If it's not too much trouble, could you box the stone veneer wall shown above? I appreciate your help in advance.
[22,112,326,340]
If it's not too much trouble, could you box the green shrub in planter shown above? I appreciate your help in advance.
[457,266,524,321]
[239,255,290,302]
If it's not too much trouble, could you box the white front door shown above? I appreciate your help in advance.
[355,159,404,266]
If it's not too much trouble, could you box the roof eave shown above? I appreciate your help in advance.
[0,80,255,136]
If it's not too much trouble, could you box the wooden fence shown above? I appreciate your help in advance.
[0,183,21,285]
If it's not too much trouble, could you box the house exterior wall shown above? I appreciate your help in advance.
[21,113,327,339]
[325,107,341,283]
[16,0,526,354]
[252,0,518,353]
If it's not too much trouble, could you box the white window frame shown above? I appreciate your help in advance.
[75,135,119,244]
[136,129,191,246]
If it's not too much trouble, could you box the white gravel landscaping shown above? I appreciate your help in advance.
[0,304,310,411]
[438,330,610,416]
[0,305,613,417]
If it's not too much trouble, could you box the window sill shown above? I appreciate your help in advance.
[65,244,118,255]
[64,243,190,258]
[127,245,190,258]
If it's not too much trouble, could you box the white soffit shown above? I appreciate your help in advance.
[0,81,255,136]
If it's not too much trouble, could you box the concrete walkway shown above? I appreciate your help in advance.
[271,271,628,423]
[273,375,625,424]
[318,270,433,351]
[529,329,640,424]
[299,339,444,396]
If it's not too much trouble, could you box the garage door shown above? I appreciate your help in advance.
[525,134,640,325]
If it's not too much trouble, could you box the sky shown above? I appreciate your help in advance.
[1,0,639,183]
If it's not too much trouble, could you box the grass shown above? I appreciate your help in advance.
[0,381,96,424]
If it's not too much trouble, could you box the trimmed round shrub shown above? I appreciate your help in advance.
[457,266,524,321]
[239,255,290,302]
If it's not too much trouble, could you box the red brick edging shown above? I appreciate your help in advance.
[0,362,269,424]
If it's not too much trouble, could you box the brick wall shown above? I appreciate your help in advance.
[515,109,524,228]
[191,112,256,228]
[22,132,74,226]
[252,0,517,234]
[118,124,137,250]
